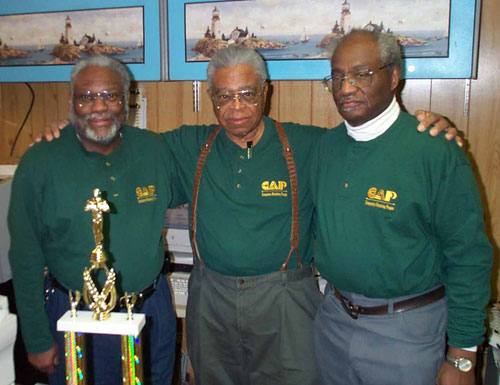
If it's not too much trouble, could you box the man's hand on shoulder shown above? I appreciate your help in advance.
[27,343,59,374]
[30,119,69,146]
[414,110,464,148]
[435,347,477,385]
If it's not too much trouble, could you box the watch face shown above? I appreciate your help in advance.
[458,358,473,372]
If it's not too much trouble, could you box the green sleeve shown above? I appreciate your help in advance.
[159,125,211,208]
[159,129,190,207]
[8,157,54,353]
[154,132,185,209]
[433,151,492,347]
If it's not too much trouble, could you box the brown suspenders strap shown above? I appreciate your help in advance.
[190,126,221,266]
[189,121,302,271]
[274,121,302,271]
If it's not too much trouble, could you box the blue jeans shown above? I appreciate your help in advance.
[46,275,176,385]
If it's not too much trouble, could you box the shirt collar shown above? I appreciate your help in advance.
[345,96,400,142]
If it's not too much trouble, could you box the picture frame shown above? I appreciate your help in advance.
[0,0,161,82]
[167,0,480,80]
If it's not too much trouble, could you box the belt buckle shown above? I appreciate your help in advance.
[339,296,359,319]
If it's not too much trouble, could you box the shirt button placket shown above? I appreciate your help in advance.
[340,147,356,197]
[236,154,245,191]
[106,161,118,198]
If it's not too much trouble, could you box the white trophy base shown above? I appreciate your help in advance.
[57,310,146,336]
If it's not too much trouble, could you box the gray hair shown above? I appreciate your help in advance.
[206,46,268,92]
[70,55,132,107]
[337,29,402,69]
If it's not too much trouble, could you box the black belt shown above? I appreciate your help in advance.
[333,286,445,319]
[50,276,159,311]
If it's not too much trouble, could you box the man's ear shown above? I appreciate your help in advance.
[390,66,401,92]
[262,81,269,100]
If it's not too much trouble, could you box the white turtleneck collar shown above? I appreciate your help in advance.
[345,96,400,142]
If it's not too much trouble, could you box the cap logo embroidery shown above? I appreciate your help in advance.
[365,187,397,211]
[136,185,157,203]
[261,180,288,197]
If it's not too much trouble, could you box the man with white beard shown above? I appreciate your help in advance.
[8,55,177,385]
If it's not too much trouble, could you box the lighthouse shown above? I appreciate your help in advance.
[211,7,221,39]
[340,0,352,34]
[65,15,73,44]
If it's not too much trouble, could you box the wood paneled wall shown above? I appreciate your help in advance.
[2,0,499,298]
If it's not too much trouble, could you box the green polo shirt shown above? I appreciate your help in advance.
[310,112,492,347]
[8,124,175,353]
[162,116,325,276]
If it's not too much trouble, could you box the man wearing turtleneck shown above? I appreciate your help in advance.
[310,30,492,385]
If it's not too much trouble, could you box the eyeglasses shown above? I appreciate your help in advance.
[212,89,263,107]
[74,91,124,107]
[322,63,394,93]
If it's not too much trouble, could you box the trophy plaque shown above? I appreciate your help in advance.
[57,189,145,385]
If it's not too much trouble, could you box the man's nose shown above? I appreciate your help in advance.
[230,95,245,109]
[339,76,358,94]
[91,96,109,111]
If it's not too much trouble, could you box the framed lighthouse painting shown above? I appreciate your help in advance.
[167,0,480,80]
[0,0,161,82]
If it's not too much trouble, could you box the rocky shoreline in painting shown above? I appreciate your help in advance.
[191,37,285,59]
[50,43,126,63]
[0,47,28,60]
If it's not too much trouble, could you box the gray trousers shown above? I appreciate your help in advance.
[186,262,322,385]
[314,286,447,385]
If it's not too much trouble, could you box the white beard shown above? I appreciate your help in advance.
[70,109,123,145]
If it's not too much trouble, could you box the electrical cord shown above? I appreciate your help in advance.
[9,82,35,157]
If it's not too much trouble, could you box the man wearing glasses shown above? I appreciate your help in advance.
[311,30,491,385]
[8,55,177,385]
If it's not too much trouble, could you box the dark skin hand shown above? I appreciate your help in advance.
[435,347,477,385]
[28,343,59,374]
[414,110,463,147]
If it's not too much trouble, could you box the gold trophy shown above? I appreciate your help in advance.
[57,189,145,385]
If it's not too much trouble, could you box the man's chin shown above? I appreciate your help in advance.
[88,136,117,146]
[78,124,121,145]
[338,109,367,126]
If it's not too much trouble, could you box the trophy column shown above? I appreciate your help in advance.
[57,189,146,385]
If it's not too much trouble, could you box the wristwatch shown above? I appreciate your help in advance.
[445,353,474,372]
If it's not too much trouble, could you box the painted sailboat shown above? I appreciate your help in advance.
[300,28,310,43]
